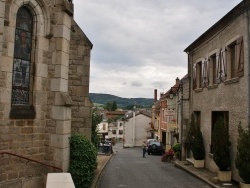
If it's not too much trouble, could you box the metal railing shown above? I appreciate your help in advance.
[0,152,63,172]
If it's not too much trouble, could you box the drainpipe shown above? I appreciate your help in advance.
[244,1,250,129]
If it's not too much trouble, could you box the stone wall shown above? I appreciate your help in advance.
[0,0,93,187]
[186,9,248,182]
[69,20,93,139]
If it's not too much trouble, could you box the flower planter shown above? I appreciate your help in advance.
[218,170,231,182]
[240,182,250,188]
[194,159,204,168]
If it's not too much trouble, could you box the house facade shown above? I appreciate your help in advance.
[158,78,181,150]
[116,120,124,141]
[97,120,109,141]
[0,0,93,187]
[184,0,249,182]
[123,111,151,147]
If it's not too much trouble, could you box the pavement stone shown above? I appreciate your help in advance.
[174,160,239,188]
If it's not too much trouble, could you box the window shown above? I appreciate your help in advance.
[196,61,202,88]
[10,7,35,119]
[210,54,217,85]
[119,123,122,127]
[112,130,116,134]
[227,36,244,79]
[202,59,209,87]
[193,61,202,89]
[215,48,227,83]
[210,111,229,153]
[103,124,106,131]
[228,41,237,78]
[119,130,123,134]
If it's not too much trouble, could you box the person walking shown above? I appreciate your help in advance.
[142,141,147,158]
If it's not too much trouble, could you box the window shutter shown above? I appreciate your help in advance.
[236,36,244,77]
[216,50,221,84]
[220,47,227,81]
[193,63,197,89]
[202,58,209,87]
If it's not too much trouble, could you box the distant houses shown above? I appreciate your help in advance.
[95,109,152,147]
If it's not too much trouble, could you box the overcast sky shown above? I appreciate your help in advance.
[74,0,241,99]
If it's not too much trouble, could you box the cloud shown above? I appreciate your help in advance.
[74,0,241,98]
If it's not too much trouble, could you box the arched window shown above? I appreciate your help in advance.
[10,7,35,119]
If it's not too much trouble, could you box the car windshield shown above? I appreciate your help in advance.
[150,142,161,146]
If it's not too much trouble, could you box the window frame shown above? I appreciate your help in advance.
[10,6,36,119]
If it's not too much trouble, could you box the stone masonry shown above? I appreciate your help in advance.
[0,0,93,187]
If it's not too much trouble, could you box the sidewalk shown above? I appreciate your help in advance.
[91,153,113,188]
[174,160,239,188]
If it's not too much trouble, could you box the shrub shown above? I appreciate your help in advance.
[161,149,174,162]
[188,114,205,160]
[173,143,181,159]
[235,122,250,184]
[92,110,102,149]
[68,133,97,188]
[212,116,231,171]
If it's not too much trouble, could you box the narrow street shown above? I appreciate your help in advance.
[97,142,212,188]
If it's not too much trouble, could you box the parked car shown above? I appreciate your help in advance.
[147,141,165,155]
[99,140,113,154]
[146,139,157,146]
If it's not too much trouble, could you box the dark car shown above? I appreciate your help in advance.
[147,141,165,155]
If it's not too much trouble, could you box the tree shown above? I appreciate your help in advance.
[112,101,117,111]
[188,114,205,160]
[106,101,117,111]
[212,116,231,171]
[235,122,250,184]
[91,109,102,149]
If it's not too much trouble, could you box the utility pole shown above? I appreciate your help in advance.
[133,106,136,147]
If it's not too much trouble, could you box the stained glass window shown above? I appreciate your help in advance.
[12,7,33,105]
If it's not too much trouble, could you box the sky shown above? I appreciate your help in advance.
[74,0,242,99]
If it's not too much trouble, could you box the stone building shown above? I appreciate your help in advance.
[0,0,93,187]
[184,0,249,182]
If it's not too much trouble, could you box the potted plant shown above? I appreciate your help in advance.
[235,122,250,188]
[173,143,181,160]
[212,116,231,182]
[188,114,205,168]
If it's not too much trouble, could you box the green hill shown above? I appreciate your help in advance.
[89,93,154,109]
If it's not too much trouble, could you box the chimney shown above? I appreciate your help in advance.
[176,77,180,85]
[154,89,157,102]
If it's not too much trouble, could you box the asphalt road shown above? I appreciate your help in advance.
[97,142,212,188]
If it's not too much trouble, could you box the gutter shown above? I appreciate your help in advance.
[245,2,250,129]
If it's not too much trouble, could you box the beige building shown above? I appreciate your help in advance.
[184,0,249,182]
[123,110,151,147]
[0,0,93,187]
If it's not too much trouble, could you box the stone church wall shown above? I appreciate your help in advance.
[0,0,93,187]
